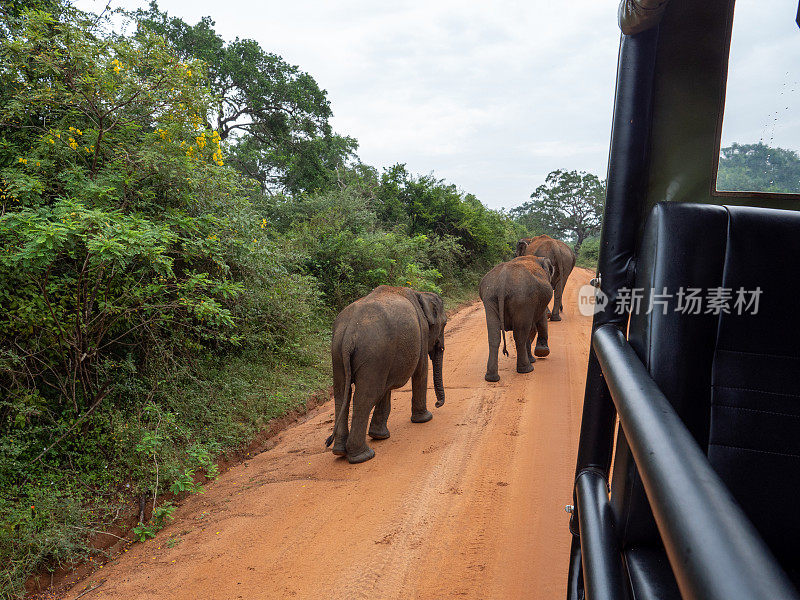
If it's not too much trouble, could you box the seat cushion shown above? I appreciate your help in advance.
[613,202,729,547]
[709,206,800,581]
[612,202,800,592]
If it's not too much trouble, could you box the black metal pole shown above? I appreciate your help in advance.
[567,26,660,599]
[576,469,627,600]
[594,325,799,600]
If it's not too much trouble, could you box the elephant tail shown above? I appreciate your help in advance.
[498,285,509,357]
[325,345,353,448]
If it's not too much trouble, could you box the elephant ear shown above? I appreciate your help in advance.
[415,292,440,326]
[516,240,528,257]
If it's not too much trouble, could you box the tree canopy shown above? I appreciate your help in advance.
[136,2,358,194]
[717,142,800,194]
[511,169,605,253]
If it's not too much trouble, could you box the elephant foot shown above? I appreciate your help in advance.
[485,372,501,382]
[411,410,433,423]
[331,440,347,456]
[550,313,562,322]
[347,446,375,464]
[516,363,535,374]
[527,353,537,363]
[534,344,550,358]
[368,426,390,440]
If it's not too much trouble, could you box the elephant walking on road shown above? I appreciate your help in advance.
[327,286,447,464]
[479,256,553,382]
[516,235,576,321]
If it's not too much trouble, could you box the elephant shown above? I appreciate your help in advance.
[516,235,576,321]
[479,255,553,382]
[326,286,447,464]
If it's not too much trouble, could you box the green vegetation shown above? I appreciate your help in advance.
[136,1,358,195]
[717,142,800,194]
[575,237,600,270]
[0,4,523,596]
[511,169,606,255]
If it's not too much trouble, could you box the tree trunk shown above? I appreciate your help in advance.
[574,232,586,255]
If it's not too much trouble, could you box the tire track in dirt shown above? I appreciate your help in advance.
[62,268,593,600]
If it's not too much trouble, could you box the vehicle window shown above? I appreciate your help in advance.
[716,0,800,194]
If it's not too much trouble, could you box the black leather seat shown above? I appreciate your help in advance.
[610,202,800,599]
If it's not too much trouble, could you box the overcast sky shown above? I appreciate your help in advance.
[72,0,800,209]
[721,0,800,154]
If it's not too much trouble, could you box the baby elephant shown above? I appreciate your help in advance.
[479,255,554,382]
[326,286,447,464]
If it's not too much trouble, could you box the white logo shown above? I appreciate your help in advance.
[577,284,608,316]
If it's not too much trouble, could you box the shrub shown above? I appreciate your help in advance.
[0,7,325,595]
[576,237,600,269]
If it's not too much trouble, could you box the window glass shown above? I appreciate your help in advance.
[717,0,800,193]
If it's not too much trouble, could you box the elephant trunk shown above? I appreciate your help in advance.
[432,346,445,407]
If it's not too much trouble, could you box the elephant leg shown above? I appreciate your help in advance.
[534,311,550,357]
[514,323,534,374]
[484,302,502,382]
[346,386,376,464]
[551,277,565,321]
[369,391,391,440]
[410,357,433,423]
[526,336,537,364]
[331,358,349,456]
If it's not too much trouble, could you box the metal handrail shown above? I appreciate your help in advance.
[575,469,626,600]
[592,324,798,600]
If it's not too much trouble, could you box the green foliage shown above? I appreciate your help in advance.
[717,142,800,193]
[0,5,325,595]
[375,164,514,265]
[512,169,606,253]
[269,171,519,311]
[0,3,517,597]
[273,189,446,309]
[0,485,100,598]
[576,237,600,270]
[132,503,175,541]
[136,2,358,195]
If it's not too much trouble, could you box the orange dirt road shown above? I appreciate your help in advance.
[63,268,593,600]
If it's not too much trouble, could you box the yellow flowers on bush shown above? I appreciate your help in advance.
[0,178,17,203]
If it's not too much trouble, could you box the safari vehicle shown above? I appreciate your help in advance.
[567,1,800,599]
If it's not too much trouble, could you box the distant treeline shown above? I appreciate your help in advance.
[717,142,800,194]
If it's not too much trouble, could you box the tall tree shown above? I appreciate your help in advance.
[136,2,357,194]
[717,142,800,193]
[512,169,605,253]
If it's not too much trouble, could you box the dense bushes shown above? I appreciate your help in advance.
[575,237,600,269]
[0,5,523,596]
[268,183,507,311]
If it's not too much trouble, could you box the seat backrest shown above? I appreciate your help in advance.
[611,202,800,585]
